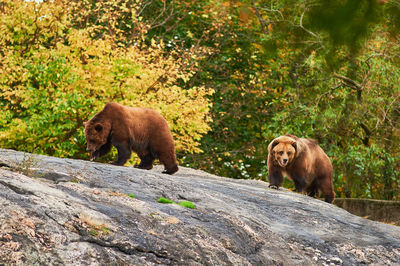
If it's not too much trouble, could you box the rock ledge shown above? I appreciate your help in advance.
[0,149,399,265]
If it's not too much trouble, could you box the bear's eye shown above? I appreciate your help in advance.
[94,124,103,132]
[278,151,284,155]
[287,152,291,156]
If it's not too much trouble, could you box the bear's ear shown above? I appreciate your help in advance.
[291,141,297,151]
[269,139,280,151]
[94,124,103,132]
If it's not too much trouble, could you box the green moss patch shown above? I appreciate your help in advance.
[157,197,176,204]
[157,197,196,209]
[178,201,196,209]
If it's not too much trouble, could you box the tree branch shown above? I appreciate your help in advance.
[360,122,371,146]
[251,0,270,35]
[333,73,362,90]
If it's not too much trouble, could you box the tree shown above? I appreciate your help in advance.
[0,0,213,163]
[1,0,399,200]
[169,0,400,199]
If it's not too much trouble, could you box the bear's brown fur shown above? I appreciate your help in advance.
[84,102,178,174]
[267,134,335,203]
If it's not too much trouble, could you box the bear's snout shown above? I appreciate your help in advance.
[278,156,290,167]
[86,146,94,152]
[86,144,97,153]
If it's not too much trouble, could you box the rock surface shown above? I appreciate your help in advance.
[0,148,399,265]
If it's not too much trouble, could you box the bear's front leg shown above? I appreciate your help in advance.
[92,138,112,160]
[268,170,283,189]
[111,141,131,166]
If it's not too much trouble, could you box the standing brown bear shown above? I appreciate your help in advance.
[84,102,178,174]
[267,134,335,203]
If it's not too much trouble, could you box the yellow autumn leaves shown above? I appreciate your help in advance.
[0,0,213,158]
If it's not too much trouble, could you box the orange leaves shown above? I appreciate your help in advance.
[239,8,250,24]
[221,1,230,8]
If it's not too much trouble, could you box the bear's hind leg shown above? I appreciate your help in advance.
[162,165,178,175]
[292,174,307,193]
[306,183,319,198]
[323,191,335,203]
[319,175,335,203]
[158,151,178,175]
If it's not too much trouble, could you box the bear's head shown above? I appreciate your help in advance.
[269,136,297,167]
[83,119,111,157]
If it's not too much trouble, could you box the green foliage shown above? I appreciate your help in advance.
[127,193,135,199]
[174,0,400,200]
[308,0,380,48]
[0,0,213,163]
[333,144,400,200]
[0,54,93,157]
[1,0,400,201]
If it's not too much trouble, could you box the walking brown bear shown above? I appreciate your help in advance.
[84,102,178,174]
[267,134,335,203]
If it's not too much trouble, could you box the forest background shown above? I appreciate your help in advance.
[1,0,399,200]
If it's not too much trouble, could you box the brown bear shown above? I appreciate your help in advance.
[267,134,335,203]
[84,102,178,174]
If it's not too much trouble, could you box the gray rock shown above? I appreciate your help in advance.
[0,148,399,265]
